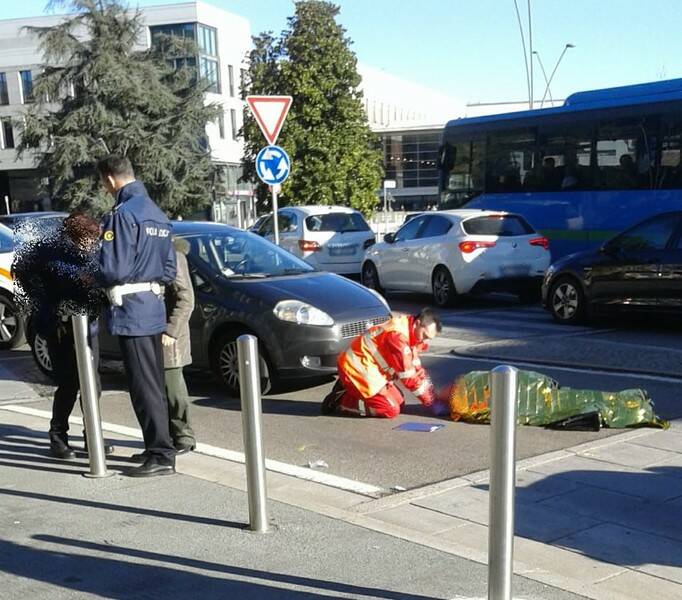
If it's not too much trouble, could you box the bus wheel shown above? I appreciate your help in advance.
[432,266,457,307]
[549,277,585,324]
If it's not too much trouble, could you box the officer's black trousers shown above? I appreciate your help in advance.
[47,323,100,440]
[118,334,175,463]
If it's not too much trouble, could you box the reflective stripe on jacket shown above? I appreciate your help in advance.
[338,314,413,398]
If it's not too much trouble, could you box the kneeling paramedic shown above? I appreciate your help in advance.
[97,155,177,477]
[322,308,441,418]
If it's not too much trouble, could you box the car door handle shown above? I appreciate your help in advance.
[401,248,410,252]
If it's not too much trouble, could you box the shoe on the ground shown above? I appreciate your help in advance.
[130,450,149,463]
[126,456,175,478]
[83,442,115,456]
[321,381,345,415]
[49,434,76,460]
[174,442,195,455]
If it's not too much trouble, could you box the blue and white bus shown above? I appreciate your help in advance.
[438,79,682,258]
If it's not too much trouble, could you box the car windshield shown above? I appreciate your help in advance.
[462,215,534,236]
[305,212,370,233]
[183,230,315,278]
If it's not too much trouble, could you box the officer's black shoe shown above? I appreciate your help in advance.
[130,451,149,463]
[49,434,76,460]
[83,442,115,456]
[126,456,175,478]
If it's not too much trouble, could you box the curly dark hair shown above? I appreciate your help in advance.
[63,212,100,246]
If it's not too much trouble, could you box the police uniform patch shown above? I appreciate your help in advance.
[103,230,114,242]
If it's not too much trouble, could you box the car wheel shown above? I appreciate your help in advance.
[361,261,384,295]
[0,293,26,350]
[31,330,55,378]
[432,266,457,307]
[211,331,274,398]
[549,277,585,324]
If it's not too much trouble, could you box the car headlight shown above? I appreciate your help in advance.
[273,300,334,326]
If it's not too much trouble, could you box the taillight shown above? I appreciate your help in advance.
[529,237,549,251]
[298,240,321,252]
[459,240,496,253]
[363,237,376,250]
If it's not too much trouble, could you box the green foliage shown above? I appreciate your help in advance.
[242,1,383,215]
[18,0,220,217]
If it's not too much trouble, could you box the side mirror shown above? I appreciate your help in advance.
[384,232,395,244]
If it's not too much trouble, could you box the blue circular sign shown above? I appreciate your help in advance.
[256,145,290,185]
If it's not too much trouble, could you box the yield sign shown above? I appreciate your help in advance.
[246,95,292,145]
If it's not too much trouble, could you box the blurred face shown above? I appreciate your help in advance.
[415,320,438,343]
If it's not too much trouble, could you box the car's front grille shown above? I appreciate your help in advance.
[340,315,389,339]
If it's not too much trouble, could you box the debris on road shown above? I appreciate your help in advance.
[437,370,669,430]
[307,460,329,470]
[393,422,445,433]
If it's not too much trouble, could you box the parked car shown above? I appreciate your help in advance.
[247,213,270,233]
[362,210,551,307]
[542,211,682,324]
[0,211,68,230]
[0,223,25,349]
[29,221,391,395]
[253,206,376,276]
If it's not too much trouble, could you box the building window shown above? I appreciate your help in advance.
[20,70,33,103]
[228,65,235,97]
[198,24,217,57]
[150,22,196,41]
[2,119,14,149]
[218,113,225,139]
[230,109,238,140]
[199,57,220,93]
[0,73,8,105]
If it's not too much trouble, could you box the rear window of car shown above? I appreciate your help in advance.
[305,212,370,233]
[462,215,534,236]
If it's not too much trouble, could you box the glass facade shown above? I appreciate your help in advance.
[383,132,440,188]
[20,70,33,103]
[0,73,8,105]
[149,22,220,93]
[2,119,14,149]
[230,109,238,140]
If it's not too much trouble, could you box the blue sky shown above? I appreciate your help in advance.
[3,0,681,107]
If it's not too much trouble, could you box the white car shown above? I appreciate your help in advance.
[0,222,24,349]
[254,206,376,275]
[361,210,551,307]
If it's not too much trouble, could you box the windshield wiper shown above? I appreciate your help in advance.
[224,272,269,279]
[282,268,312,275]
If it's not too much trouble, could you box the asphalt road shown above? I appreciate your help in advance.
[4,292,681,492]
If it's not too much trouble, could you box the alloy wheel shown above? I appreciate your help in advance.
[218,339,271,395]
[552,282,579,320]
[34,332,53,373]
[433,269,451,306]
[0,299,17,343]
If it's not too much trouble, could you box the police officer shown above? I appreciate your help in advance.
[97,155,177,477]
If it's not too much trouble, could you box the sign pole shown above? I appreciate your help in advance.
[272,186,280,246]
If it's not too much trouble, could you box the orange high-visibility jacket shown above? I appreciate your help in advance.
[338,314,426,399]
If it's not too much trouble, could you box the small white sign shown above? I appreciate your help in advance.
[383,180,397,189]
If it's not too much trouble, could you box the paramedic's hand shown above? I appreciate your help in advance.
[162,334,175,347]
[416,378,435,407]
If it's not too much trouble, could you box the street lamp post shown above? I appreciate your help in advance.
[540,44,575,107]
[532,51,553,108]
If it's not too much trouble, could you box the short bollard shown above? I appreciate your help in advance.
[488,365,518,600]
[237,334,270,533]
[71,314,110,478]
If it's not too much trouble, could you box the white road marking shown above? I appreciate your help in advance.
[430,352,682,384]
[0,404,386,497]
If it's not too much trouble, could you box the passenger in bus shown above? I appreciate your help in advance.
[617,154,639,188]
[540,157,563,191]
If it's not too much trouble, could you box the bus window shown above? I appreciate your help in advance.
[659,118,682,189]
[485,129,536,193]
[537,124,592,192]
[439,138,485,209]
[596,118,656,190]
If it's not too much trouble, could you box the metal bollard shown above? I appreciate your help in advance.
[71,314,110,478]
[237,334,270,533]
[488,365,518,600]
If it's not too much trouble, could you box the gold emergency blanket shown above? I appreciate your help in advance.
[440,370,668,430]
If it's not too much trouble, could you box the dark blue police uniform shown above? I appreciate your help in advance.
[99,180,177,463]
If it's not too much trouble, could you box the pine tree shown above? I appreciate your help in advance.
[18,0,220,217]
[242,1,383,215]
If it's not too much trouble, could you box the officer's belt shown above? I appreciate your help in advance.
[106,282,162,307]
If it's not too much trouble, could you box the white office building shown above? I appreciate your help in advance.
[0,1,251,211]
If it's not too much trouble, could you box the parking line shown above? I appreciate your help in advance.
[429,352,682,384]
[0,404,386,498]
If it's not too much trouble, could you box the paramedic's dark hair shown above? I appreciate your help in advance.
[96,154,135,180]
[415,307,442,333]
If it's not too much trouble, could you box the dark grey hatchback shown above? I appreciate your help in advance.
[32,221,391,395]
[542,211,682,324]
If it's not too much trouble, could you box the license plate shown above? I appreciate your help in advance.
[500,265,529,277]
[329,245,357,256]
